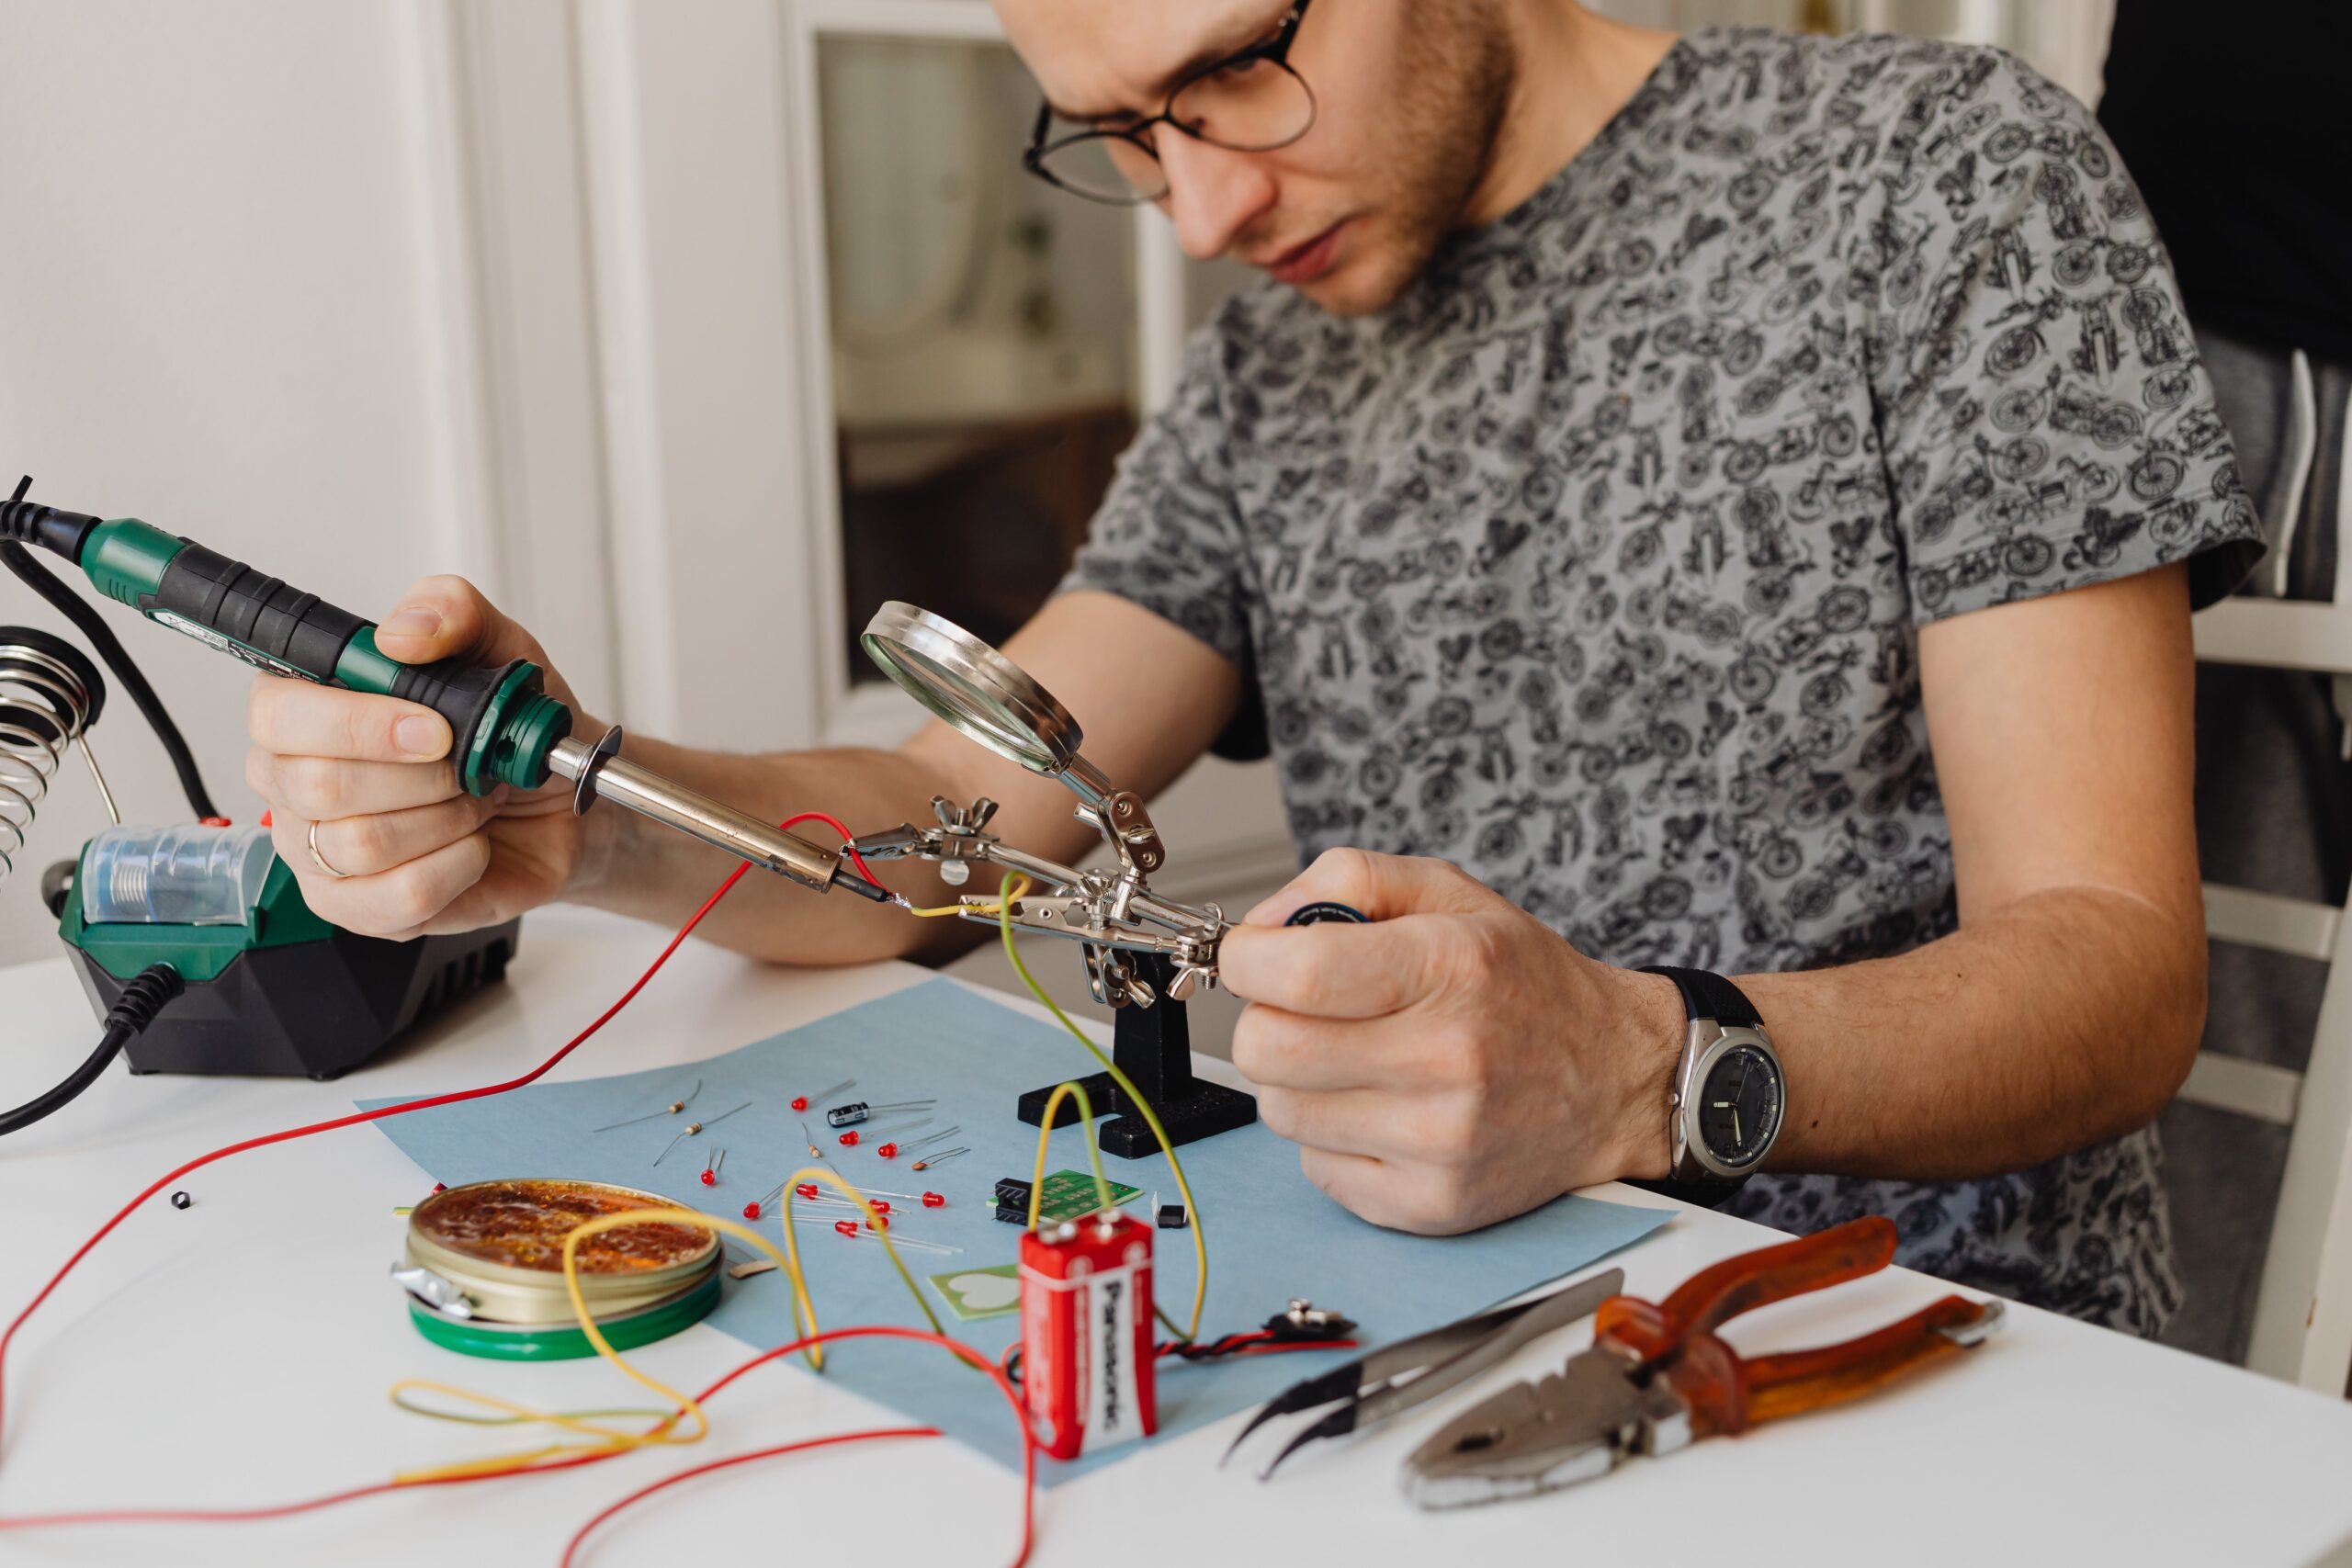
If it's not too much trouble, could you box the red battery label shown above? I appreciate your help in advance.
[1018,1212,1157,1460]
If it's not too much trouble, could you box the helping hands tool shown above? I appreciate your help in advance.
[1225,1268,1625,1479]
[1402,1216,2004,1508]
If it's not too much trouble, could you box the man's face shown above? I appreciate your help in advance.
[995,0,1512,316]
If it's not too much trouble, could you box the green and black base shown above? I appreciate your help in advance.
[1017,952,1256,1158]
[55,852,520,1082]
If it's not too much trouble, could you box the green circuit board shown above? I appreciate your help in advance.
[1021,1169,1141,1224]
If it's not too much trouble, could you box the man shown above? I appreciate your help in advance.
[247,2,2259,1335]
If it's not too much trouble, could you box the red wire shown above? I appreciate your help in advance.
[0,1325,1035,1568]
[0,807,840,1446]
[557,1430,935,1566]
[778,810,883,887]
[0,809,1031,1560]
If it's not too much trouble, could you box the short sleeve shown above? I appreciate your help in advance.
[1056,326,1257,671]
[1856,52,2264,626]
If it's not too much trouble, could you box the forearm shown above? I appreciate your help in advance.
[560,734,983,966]
[1722,886,2206,1181]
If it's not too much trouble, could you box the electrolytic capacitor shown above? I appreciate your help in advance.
[825,1098,935,1128]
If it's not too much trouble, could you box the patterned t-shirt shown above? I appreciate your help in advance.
[1060,27,2262,1335]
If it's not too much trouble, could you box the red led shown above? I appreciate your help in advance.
[922,1192,945,1208]
[797,1182,822,1200]
[876,1143,899,1158]
[699,1169,717,1186]
[742,1201,762,1220]
[867,1200,891,1214]
[866,1215,889,1230]
[834,1220,857,1237]
[839,1131,860,1146]
[790,1095,810,1111]
[432,1183,446,1193]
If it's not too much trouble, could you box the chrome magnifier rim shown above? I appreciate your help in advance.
[860,602,1085,780]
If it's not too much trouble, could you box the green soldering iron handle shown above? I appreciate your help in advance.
[75,517,571,795]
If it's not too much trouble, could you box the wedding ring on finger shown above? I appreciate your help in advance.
[307,818,354,880]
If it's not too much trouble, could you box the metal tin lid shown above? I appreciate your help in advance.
[406,1179,718,1314]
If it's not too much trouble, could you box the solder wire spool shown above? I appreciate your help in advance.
[398,1179,723,1360]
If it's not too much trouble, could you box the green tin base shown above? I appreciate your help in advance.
[406,1265,720,1361]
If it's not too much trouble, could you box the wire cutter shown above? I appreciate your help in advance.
[1403,1215,2005,1508]
[1223,1265,1627,1478]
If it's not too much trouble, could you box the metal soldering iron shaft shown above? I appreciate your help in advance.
[547,729,890,900]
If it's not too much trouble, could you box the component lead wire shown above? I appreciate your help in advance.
[592,1077,703,1133]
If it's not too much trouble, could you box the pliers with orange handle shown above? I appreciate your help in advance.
[1403,1215,2005,1508]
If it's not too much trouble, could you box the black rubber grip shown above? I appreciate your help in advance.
[389,654,521,740]
[152,541,367,682]
[1640,966,1762,1029]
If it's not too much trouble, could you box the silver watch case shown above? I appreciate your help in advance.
[1668,1019,1784,1182]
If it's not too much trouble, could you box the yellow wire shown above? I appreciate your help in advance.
[777,1163,944,1369]
[997,874,1209,1342]
[905,873,1032,918]
[1026,1081,1115,1227]
[390,1391,667,1427]
[390,1182,938,1484]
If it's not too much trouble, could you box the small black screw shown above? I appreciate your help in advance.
[170,1190,192,1210]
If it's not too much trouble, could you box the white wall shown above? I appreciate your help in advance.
[0,0,479,965]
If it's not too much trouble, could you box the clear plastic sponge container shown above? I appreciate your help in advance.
[81,823,277,926]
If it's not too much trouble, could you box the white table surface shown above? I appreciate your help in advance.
[3,904,2349,1567]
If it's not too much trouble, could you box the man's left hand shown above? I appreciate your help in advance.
[1217,848,1682,1234]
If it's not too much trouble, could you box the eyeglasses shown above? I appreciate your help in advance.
[1021,1,1317,206]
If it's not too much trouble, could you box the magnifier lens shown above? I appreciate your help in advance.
[860,603,1082,780]
[870,639,1054,769]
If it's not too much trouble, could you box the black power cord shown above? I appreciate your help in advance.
[1,476,220,821]
[0,964,185,1136]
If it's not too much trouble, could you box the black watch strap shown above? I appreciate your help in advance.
[1640,965,1760,1029]
[1627,1177,1745,1209]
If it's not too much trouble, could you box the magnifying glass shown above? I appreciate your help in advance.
[860,602,1118,811]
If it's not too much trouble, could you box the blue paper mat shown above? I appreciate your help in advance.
[364,977,1668,1483]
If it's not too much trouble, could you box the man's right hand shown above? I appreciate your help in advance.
[244,575,591,940]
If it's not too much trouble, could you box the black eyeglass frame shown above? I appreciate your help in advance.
[1021,0,1317,205]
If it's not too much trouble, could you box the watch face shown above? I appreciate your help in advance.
[1696,1043,1782,1169]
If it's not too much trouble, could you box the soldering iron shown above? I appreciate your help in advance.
[0,482,896,903]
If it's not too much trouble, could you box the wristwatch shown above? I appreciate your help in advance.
[1635,966,1785,1207]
